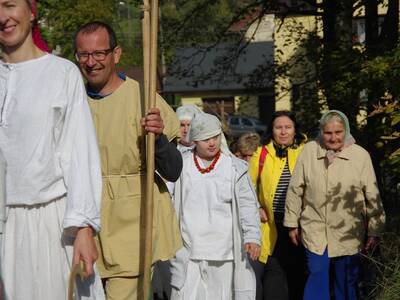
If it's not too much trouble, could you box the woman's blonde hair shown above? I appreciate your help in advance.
[237,132,261,154]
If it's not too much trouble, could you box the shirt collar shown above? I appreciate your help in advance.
[86,72,126,99]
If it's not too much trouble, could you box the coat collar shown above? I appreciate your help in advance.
[316,142,352,160]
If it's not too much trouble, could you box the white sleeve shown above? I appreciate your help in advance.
[0,150,5,234]
[58,65,102,233]
[237,171,261,245]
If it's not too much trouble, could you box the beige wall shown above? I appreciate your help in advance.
[274,15,320,111]
[273,1,389,112]
[181,1,391,116]
[354,0,388,16]
[181,97,203,108]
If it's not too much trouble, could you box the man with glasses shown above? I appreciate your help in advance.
[74,21,183,300]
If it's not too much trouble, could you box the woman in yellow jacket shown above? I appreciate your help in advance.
[249,111,307,300]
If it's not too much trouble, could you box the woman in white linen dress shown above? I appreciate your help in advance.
[0,0,104,299]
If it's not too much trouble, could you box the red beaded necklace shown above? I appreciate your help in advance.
[193,150,221,174]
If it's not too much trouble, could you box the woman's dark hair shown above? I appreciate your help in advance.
[262,110,306,146]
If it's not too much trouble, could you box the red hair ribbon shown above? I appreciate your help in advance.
[30,0,51,52]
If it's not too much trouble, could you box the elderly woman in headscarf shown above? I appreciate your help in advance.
[175,104,203,154]
[164,105,203,196]
[169,113,261,300]
[284,110,386,300]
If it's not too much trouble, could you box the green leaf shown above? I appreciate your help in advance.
[390,148,400,159]
[392,115,400,126]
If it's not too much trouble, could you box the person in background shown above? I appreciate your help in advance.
[74,21,183,300]
[170,113,261,300]
[0,1,104,298]
[248,111,307,300]
[165,104,203,196]
[236,132,261,162]
[229,140,241,158]
[176,104,203,154]
[284,110,386,300]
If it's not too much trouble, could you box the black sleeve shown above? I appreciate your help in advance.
[155,134,183,182]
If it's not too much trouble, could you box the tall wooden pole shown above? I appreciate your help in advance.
[141,0,158,299]
[142,1,150,107]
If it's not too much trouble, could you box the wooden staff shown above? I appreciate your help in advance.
[141,0,159,299]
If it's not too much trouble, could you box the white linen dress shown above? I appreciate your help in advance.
[0,54,105,300]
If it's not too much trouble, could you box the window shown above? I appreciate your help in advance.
[352,18,366,44]
[352,17,385,45]
[242,118,253,126]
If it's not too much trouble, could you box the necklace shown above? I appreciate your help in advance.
[193,150,221,174]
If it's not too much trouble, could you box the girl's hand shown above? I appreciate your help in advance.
[245,243,261,260]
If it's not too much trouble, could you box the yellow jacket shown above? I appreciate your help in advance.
[248,141,304,263]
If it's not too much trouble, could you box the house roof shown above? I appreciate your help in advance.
[163,41,274,94]
[228,6,264,32]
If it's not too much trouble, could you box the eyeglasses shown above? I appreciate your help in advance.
[75,48,115,62]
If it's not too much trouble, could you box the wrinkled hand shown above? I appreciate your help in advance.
[73,227,98,277]
[288,227,301,246]
[141,108,164,136]
[259,207,268,223]
[365,236,380,252]
[245,243,261,261]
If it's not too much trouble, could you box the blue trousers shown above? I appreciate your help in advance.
[304,248,360,300]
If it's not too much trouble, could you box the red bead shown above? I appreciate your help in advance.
[193,150,221,174]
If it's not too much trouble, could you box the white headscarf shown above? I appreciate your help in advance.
[188,113,231,155]
[317,110,356,164]
[176,104,202,121]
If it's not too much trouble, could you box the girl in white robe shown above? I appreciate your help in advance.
[0,1,104,299]
[170,113,261,300]
[154,105,203,299]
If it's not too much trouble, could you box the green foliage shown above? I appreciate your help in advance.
[37,0,142,66]
[160,0,258,64]
[113,5,143,67]
[37,0,116,60]
[361,47,400,101]
[374,233,400,300]
[370,99,400,201]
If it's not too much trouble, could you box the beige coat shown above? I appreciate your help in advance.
[88,77,182,278]
[284,141,385,257]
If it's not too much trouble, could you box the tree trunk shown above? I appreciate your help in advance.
[321,0,358,130]
[364,0,379,57]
